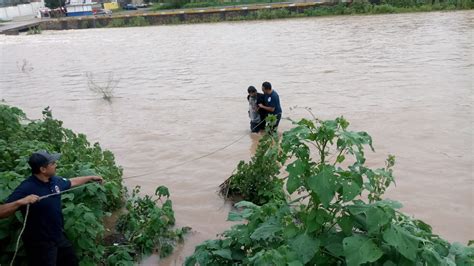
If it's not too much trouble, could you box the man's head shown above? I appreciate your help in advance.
[28,151,60,177]
[262,81,272,95]
[248,86,257,97]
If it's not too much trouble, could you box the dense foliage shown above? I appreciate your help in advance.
[114,185,190,261]
[221,131,285,205]
[0,104,186,265]
[187,117,473,265]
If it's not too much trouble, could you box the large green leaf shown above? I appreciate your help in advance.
[374,199,403,209]
[212,249,233,260]
[227,211,245,221]
[289,234,320,264]
[341,178,361,202]
[366,206,391,234]
[286,173,300,195]
[347,201,397,233]
[228,201,259,221]
[383,224,419,261]
[307,166,337,207]
[322,232,345,257]
[234,201,259,209]
[338,215,354,236]
[250,222,282,241]
[343,235,383,266]
[249,249,286,266]
[286,159,308,194]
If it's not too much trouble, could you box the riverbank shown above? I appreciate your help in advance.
[34,1,473,32]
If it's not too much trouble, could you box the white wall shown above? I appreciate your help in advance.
[0,1,45,20]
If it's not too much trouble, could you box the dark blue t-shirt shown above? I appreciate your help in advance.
[6,175,71,243]
[264,90,282,115]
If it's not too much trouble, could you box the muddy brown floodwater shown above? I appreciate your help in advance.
[1,10,472,265]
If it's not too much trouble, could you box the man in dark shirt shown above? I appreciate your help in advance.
[258,81,282,131]
[247,86,267,132]
[1,150,103,266]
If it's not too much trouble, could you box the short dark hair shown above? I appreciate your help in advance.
[262,81,272,91]
[247,86,257,93]
[31,166,43,174]
[29,153,49,174]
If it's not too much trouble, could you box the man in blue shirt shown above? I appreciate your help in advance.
[258,81,282,131]
[0,151,103,266]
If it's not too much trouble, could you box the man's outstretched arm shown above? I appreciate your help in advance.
[70,176,103,188]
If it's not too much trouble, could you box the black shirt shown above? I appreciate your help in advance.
[264,90,282,115]
[6,175,71,243]
[247,93,268,119]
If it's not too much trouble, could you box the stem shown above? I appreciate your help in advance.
[321,140,327,163]
[321,248,345,263]
[321,199,342,234]
[333,148,345,167]
[304,107,319,123]
[288,194,310,205]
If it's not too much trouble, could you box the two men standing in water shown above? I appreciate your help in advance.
[247,81,282,133]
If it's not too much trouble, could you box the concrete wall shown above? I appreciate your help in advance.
[40,2,330,30]
[0,1,44,20]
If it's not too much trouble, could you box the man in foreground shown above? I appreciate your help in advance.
[1,150,103,266]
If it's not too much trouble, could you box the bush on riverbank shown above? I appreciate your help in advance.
[302,0,471,16]
[220,130,286,205]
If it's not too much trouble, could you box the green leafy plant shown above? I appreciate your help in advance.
[187,116,474,265]
[220,129,285,205]
[115,185,191,260]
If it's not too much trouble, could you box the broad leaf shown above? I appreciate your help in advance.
[366,207,391,234]
[343,235,383,266]
[212,249,233,260]
[307,166,337,207]
[286,173,300,195]
[289,234,320,264]
[383,224,419,261]
[338,215,354,236]
[341,178,361,202]
[250,222,281,241]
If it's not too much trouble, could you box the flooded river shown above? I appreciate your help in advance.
[0,10,472,264]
